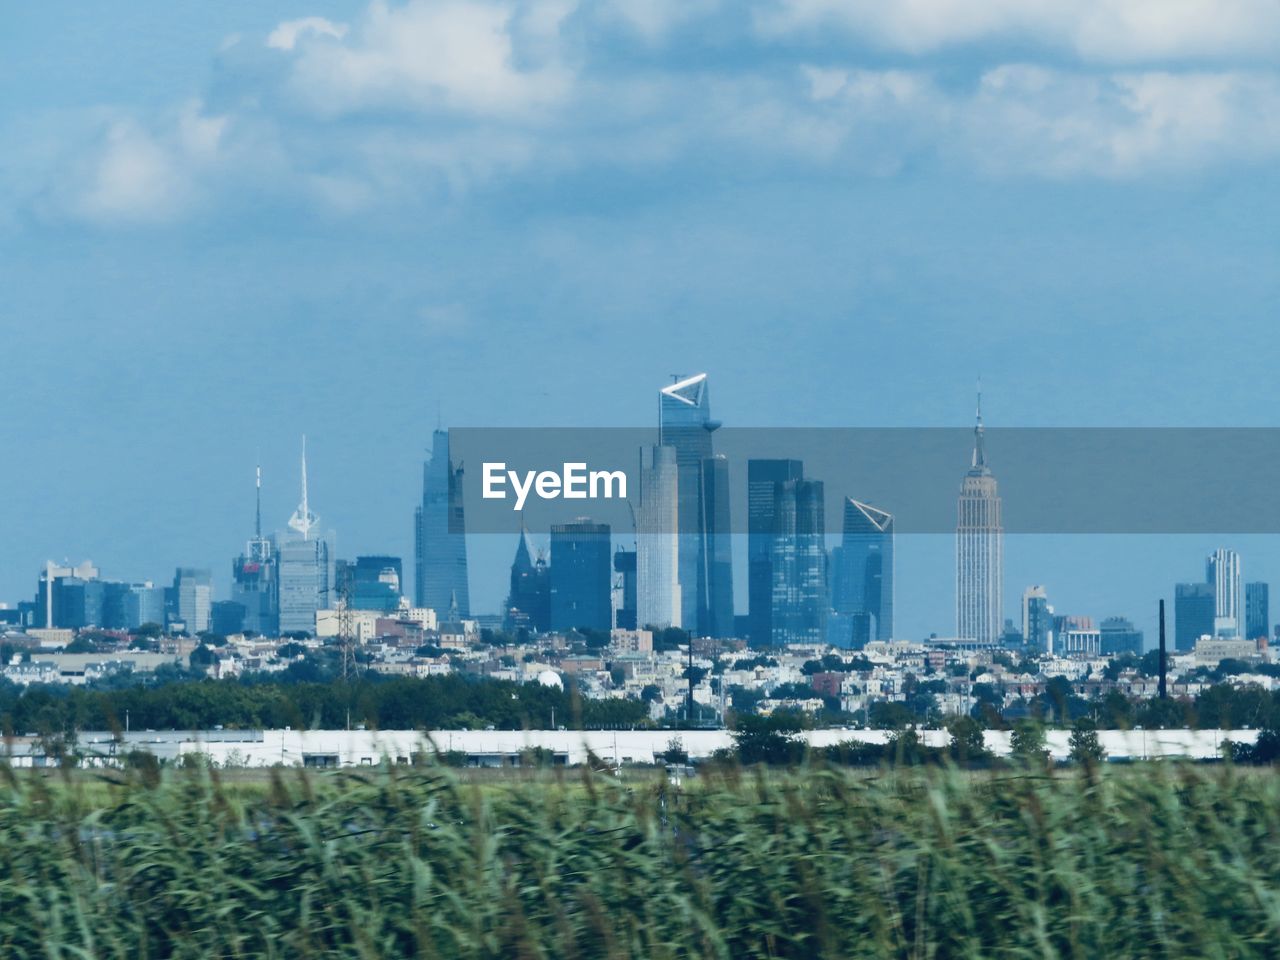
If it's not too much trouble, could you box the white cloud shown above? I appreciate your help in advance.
[266,17,348,51]
[273,0,572,117]
[759,0,1280,62]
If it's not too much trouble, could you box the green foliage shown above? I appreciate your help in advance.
[2,764,1280,957]
[1069,717,1106,766]
[732,712,807,765]
[1010,719,1048,767]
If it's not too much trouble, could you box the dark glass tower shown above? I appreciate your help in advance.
[832,498,894,642]
[505,526,551,633]
[659,374,734,638]
[415,429,470,617]
[770,478,827,646]
[1174,581,1215,651]
[747,459,804,646]
[550,519,613,632]
[1246,581,1269,641]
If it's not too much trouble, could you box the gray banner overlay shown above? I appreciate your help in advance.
[449,428,1280,535]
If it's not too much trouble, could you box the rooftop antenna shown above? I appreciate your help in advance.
[288,435,318,541]
[972,377,987,469]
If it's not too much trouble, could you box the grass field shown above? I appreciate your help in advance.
[2,760,1278,958]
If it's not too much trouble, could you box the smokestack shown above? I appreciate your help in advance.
[1158,598,1168,700]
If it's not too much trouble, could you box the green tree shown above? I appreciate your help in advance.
[1010,720,1049,767]
[1069,717,1105,766]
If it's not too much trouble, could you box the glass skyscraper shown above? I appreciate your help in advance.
[1246,581,1269,641]
[747,459,804,647]
[636,443,681,630]
[172,568,212,635]
[1207,548,1242,637]
[1174,581,1215,651]
[550,519,613,633]
[659,374,733,638]
[831,497,894,642]
[770,478,827,646]
[415,429,470,618]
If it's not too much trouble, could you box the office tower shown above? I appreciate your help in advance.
[1207,548,1243,637]
[36,561,100,629]
[1174,581,1215,651]
[614,548,637,630]
[770,478,827,646]
[747,459,804,646]
[635,444,681,629]
[337,556,403,613]
[211,600,246,636]
[415,428,470,617]
[1021,586,1054,654]
[275,438,333,636]
[1100,616,1144,656]
[956,391,1003,644]
[659,373,733,637]
[172,568,212,635]
[550,519,612,632]
[233,465,279,637]
[1246,581,1269,641]
[506,526,551,633]
[701,453,735,637]
[123,582,165,630]
[832,498,894,641]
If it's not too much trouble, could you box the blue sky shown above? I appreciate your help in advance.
[3,1,1280,637]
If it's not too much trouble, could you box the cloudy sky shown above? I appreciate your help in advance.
[3,1,1279,636]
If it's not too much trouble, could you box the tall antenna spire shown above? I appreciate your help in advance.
[255,462,263,540]
[972,378,986,469]
[288,434,318,540]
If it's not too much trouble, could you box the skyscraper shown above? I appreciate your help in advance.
[275,438,333,636]
[770,478,827,646]
[635,444,681,629]
[1021,585,1053,654]
[338,556,404,613]
[832,498,894,641]
[1246,581,1269,641]
[956,391,1003,645]
[1100,616,1144,656]
[1174,581,1215,651]
[747,459,803,647]
[659,374,733,638]
[415,429,470,617]
[172,568,212,635]
[505,524,550,633]
[550,519,613,633]
[1207,548,1243,637]
[233,464,278,637]
[613,548,637,631]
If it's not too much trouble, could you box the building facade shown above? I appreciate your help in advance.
[956,397,1003,645]
[831,497,894,642]
[550,519,612,633]
[415,428,470,618]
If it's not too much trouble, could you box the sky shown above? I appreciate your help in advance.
[2,0,1280,640]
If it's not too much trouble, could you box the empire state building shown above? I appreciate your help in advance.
[956,392,1003,644]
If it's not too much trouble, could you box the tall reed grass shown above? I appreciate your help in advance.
[1,761,1277,958]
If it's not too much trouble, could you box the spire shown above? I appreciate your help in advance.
[255,462,263,540]
[288,435,318,540]
[971,379,986,470]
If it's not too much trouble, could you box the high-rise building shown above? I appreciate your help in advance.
[550,519,612,632]
[747,459,804,647]
[35,561,100,629]
[956,392,1003,645]
[635,444,681,629]
[659,374,733,637]
[613,548,637,631]
[1246,581,1269,641]
[832,498,894,642]
[1207,548,1243,637]
[415,429,470,617]
[505,525,550,633]
[1174,581,1215,651]
[1021,586,1053,654]
[122,582,165,631]
[275,438,333,636]
[233,464,278,637]
[211,600,247,636]
[172,568,213,635]
[770,478,827,646]
[337,556,403,613]
[1100,616,1144,656]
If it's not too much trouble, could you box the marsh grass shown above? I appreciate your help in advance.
[1,760,1278,958]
